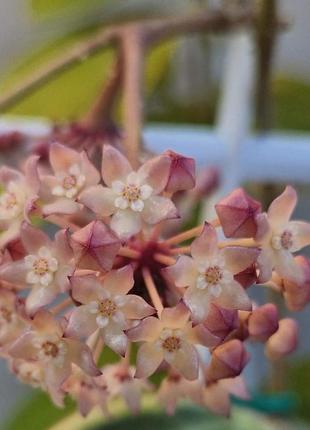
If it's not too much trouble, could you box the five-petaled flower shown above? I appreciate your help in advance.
[0,222,74,315]
[9,310,100,406]
[79,145,178,239]
[256,186,310,283]
[0,288,27,350]
[39,142,100,215]
[102,364,152,414]
[0,156,39,248]
[66,265,154,356]
[165,223,259,323]
[127,302,219,380]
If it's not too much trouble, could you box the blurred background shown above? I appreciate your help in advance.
[1,0,310,429]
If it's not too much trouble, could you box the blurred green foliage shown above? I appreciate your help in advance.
[286,358,310,422]
[30,0,104,19]
[5,391,75,430]
[1,29,176,122]
[273,78,310,131]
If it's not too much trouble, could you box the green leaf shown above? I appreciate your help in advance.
[4,391,75,430]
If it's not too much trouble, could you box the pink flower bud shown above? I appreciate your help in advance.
[163,150,195,193]
[281,256,310,311]
[195,166,220,198]
[206,339,250,383]
[248,304,279,342]
[265,318,298,360]
[203,304,239,341]
[234,264,258,289]
[71,221,120,271]
[215,188,261,238]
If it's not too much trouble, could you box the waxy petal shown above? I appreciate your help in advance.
[24,155,40,194]
[0,260,28,286]
[184,287,212,324]
[164,255,197,288]
[126,316,162,342]
[32,310,63,337]
[191,223,218,264]
[135,342,163,378]
[274,249,303,283]
[122,295,155,319]
[110,209,141,239]
[66,338,101,376]
[9,332,37,360]
[45,361,70,407]
[165,342,199,380]
[101,145,132,186]
[70,274,103,304]
[160,302,190,329]
[267,186,297,229]
[289,221,310,251]
[103,322,128,357]
[103,265,134,295]
[20,222,51,254]
[214,280,252,312]
[142,196,178,225]
[26,285,58,316]
[79,185,116,217]
[257,248,273,283]
[49,143,81,173]
[137,154,171,194]
[54,229,73,262]
[65,306,97,338]
[80,151,100,187]
[222,246,260,275]
[281,256,310,311]
[43,199,81,216]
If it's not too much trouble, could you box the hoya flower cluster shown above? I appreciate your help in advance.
[0,142,309,418]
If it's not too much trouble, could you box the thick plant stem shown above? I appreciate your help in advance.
[121,27,145,167]
[142,266,163,314]
[80,52,123,131]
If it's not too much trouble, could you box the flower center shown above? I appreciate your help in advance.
[98,299,117,317]
[41,341,59,358]
[205,266,222,285]
[0,307,13,323]
[271,230,294,251]
[280,230,293,250]
[2,192,17,209]
[122,185,141,202]
[33,258,49,275]
[63,175,77,190]
[162,336,181,353]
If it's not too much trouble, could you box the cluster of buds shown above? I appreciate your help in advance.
[0,141,309,418]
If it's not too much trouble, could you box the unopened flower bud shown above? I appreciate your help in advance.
[163,150,195,193]
[265,318,298,360]
[215,188,261,238]
[206,339,250,383]
[71,221,120,271]
[248,304,279,342]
